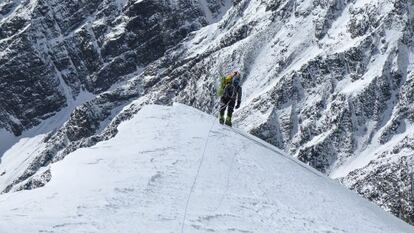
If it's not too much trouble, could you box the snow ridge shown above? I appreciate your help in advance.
[0,103,412,233]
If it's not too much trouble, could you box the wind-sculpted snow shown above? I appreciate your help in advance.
[0,104,412,233]
[1,0,414,226]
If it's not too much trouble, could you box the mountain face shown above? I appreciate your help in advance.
[0,103,412,233]
[0,0,231,136]
[1,0,414,226]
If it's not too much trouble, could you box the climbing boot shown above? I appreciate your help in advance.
[225,117,232,127]
[219,115,225,124]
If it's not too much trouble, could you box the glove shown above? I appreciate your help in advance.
[235,103,240,109]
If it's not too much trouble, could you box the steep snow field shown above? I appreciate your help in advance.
[0,103,412,233]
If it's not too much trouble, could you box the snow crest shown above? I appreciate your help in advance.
[0,104,412,233]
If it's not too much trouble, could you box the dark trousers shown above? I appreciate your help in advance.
[220,97,235,118]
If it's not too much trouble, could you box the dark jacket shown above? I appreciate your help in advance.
[222,83,242,106]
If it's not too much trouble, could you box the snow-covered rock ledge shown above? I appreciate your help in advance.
[0,103,412,233]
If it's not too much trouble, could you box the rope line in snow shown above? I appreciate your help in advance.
[180,103,219,233]
[211,144,245,212]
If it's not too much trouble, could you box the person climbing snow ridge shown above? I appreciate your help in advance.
[218,71,242,127]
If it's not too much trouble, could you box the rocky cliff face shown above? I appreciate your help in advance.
[0,0,230,136]
[1,0,413,225]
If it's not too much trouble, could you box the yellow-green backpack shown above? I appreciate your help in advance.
[216,75,233,97]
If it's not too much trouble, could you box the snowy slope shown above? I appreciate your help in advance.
[0,103,412,233]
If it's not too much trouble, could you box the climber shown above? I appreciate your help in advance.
[218,71,242,127]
